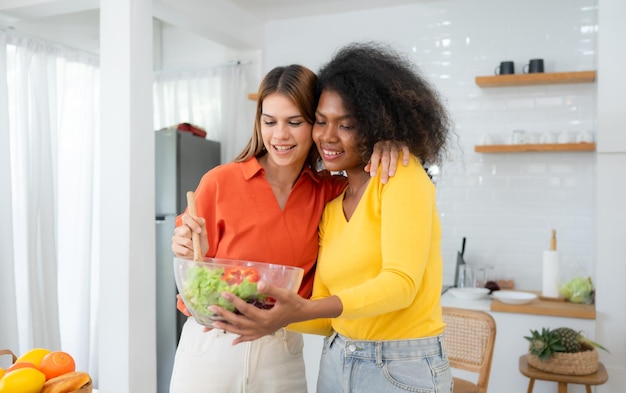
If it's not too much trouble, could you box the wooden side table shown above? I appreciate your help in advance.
[519,355,608,393]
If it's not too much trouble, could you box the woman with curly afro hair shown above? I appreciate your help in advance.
[212,42,454,393]
[316,41,451,168]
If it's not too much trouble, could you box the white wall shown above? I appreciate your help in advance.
[264,0,598,292]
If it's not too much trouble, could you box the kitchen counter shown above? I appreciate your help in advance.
[490,292,595,319]
[442,289,595,320]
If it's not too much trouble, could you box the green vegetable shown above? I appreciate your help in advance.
[559,276,594,304]
[182,266,263,316]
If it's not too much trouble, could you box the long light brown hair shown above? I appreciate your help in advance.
[234,65,320,168]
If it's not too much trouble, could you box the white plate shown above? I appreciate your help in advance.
[492,290,537,305]
[448,287,490,300]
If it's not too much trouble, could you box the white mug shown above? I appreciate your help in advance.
[557,131,572,144]
[576,130,594,143]
[540,131,556,144]
[512,130,528,144]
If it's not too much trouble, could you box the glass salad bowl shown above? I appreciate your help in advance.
[173,257,304,326]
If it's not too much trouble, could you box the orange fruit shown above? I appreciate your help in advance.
[38,351,76,380]
[5,361,38,372]
[0,367,46,393]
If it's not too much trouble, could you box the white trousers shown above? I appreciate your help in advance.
[169,318,308,393]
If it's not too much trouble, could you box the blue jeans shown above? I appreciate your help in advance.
[317,332,453,393]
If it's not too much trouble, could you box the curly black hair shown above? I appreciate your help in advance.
[317,42,452,166]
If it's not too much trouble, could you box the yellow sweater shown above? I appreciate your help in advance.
[290,155,445,340]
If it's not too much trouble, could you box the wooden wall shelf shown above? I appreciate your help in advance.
[247,93,258,101]
[475,71,596,87]
[475,143,596,153]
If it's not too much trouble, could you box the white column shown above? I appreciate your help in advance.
[596,0,626,392]
[98,0,156,392]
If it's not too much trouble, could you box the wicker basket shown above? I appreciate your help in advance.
[527,345,599,375]
[0,349,17,364]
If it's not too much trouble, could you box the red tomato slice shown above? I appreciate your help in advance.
[222,267,242,285]
[240,268,260,283]
[222,267,260,285]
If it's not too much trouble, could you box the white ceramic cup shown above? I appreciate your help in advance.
[576,130,594,143]
[557,131,572,144]
[512,130,528,144]
[540,131,556,144]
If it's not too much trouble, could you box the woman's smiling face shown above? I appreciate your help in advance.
[260,93,313,169]
[313,90,364,174]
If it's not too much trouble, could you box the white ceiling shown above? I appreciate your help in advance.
[0,0,424,51]
[228,0,423,20]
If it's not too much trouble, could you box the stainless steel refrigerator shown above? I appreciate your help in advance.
[155,126,221,393]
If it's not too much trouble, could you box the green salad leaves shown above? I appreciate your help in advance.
[182,266,262,314]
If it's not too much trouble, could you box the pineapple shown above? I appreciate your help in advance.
[525,327,609,361]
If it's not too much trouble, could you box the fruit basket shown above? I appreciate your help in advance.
[527,344,599,375]
[1,348,92,392]
[174,257,304,326]
[525,327,608,376]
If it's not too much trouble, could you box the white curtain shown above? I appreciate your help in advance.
[0,28,249,379]
[153,65,248,162]
[0,29,100,375]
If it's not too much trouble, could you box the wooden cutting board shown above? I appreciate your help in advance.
[490,290,596,319]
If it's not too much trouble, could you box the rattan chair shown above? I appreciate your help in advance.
[442,306,497,393]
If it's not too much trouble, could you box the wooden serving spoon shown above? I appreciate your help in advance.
[186,191,203,262]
